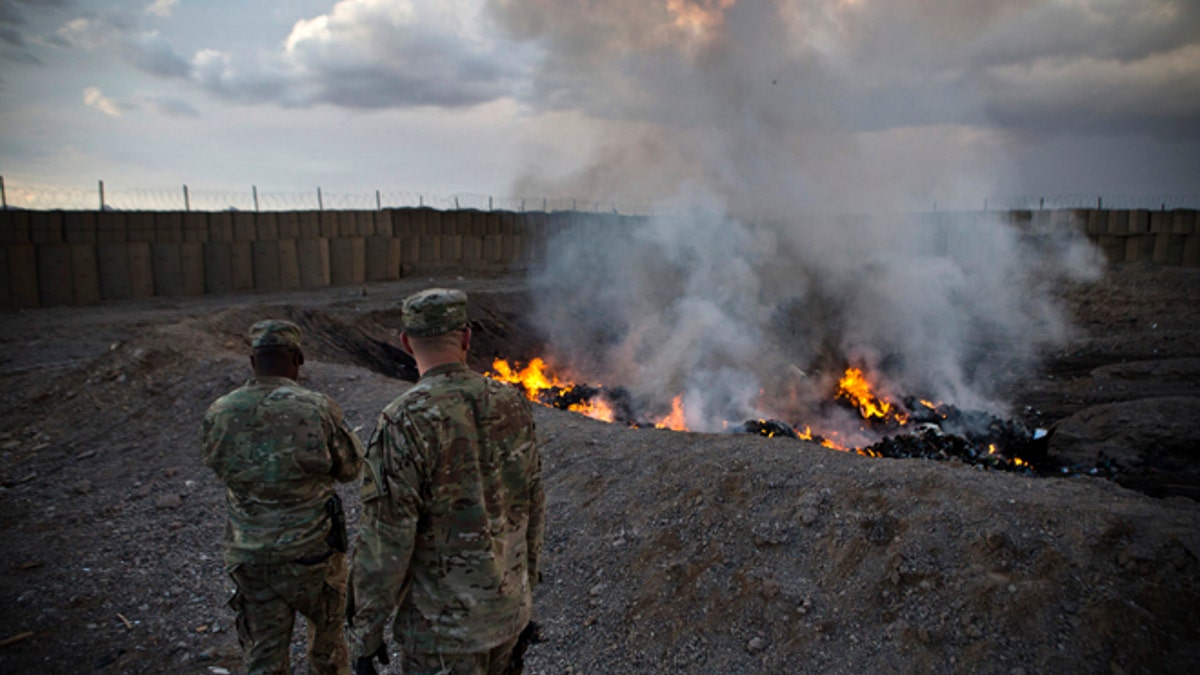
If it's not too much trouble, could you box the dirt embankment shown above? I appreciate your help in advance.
[0,266,1197,674]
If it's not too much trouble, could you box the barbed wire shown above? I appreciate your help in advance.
[3,178,1197,215]
[985,194,1200,211]
[0,178,663,216]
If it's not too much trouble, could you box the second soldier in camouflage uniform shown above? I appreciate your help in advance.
[349,289,544,675]
[203,319,365,675]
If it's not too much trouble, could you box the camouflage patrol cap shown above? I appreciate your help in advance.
[249,319,302,350]
[402,288,469,337]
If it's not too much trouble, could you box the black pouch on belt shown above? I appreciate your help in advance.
[325,493,348,553]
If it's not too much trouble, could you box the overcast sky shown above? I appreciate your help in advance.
[1,0,1197,212]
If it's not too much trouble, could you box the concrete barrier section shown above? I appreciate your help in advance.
[399,237,418,271]
[233,213,257,241]
[297,238,331,289]
[320,211,339,238]
[1128,210,1149,234]
[37,244,73,306]
[0,212,31,244]
[203,242,233,295]
[278,239,301,290]
[1106,210,1129,235]
[69,242,100,303]
[330,237,365,285]
[462,236,482,264]
[256,212,280,241]
[70,244,101,305]
[356,211,376,237]
[154,212,183,243]
[439,235,461,263]
[1125,235,1155,265]
[63,212,98,244]
[1096,236,1125,264]
[482,235,501,263]
[1149,211,1173,233]
[127,213,156,243]
[231,241,254,291]
[207,212,233,242]
[128,242,155,298]
[1183,235,1199,267]
[365,236,400,281]
[95,212,124,244]
[181,242,204,295]
[334,211,356,238]
[0,246,8,306]
[251,240,282,291]
[418,236,441,263]
[183,213,209,243]
[7,244,38,307]
[298,212,321,239]
[278,211,301,239]
[391,209,417,237]
[375,210,394,236]
[1153,234,1186,266]
[30,211,64,244]
[152,243,184,296]
[423,209,442,236]
[1174,211,1197,235]
[97,243,134,300]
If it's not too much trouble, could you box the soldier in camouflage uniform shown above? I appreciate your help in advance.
[202,319,365,675]
[349,289,544,675]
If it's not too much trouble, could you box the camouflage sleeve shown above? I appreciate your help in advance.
[324,397,364,483]
[199,407,220,472]
[526,425,545,589]
[349,409,426,656]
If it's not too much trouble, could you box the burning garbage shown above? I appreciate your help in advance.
[489,357,1119,480]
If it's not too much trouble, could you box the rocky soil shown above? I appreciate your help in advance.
[0,264,1197,674]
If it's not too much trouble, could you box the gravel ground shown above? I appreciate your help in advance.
[0,264,1197,674]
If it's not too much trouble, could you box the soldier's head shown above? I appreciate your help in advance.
[399,288,471,371]
[248,319,305,379]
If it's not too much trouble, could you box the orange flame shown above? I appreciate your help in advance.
[655,395,689,431]
[490,357,562,397]
[569,398,616,423]
[490,358,617,423]
[837,367,908,424]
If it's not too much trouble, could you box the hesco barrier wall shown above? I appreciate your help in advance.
[0,207,1196,309]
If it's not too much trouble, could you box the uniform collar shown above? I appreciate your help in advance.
[247,375,298,387]
[419,361,470,380]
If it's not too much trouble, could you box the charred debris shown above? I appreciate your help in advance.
[517,382,1120,482]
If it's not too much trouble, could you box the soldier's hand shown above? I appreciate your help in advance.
[354,644,389,675]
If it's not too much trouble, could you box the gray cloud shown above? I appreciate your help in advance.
[0,0,70,63]
[51,0,526,110]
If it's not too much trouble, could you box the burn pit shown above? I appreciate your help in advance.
[488,356,1119,480]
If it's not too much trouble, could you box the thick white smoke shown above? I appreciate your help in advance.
[497,0,1101,435]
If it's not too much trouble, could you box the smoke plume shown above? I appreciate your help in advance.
[496,0,1101,434]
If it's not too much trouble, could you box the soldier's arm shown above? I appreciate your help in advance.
[349,412,425,656]
[326,398,365,482]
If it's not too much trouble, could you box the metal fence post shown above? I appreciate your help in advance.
[1,175,6,209]
[318,187,323,211]
[183,184,190,212]
[99,180,105,210]
[253,185,259,212]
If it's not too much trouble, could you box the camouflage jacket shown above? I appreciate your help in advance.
[202,375,364,567]
[350,362,544,656]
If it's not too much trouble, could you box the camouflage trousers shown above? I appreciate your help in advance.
[228,553,349,675]
[401,632,521,675]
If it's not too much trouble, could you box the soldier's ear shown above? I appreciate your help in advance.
[293,349,305,366]
[400,332,415,356]
[460,327,472,352]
